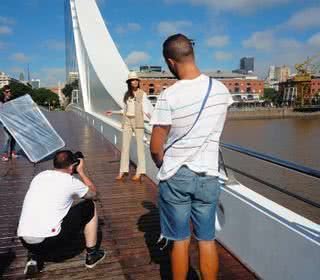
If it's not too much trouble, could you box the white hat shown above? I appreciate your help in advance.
[126,71,140,82]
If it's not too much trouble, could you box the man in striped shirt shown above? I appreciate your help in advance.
[150,34,233,280]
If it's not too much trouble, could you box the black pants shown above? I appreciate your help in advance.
[21,200,95,258]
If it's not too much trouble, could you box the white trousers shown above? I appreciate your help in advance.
[119,117,146,174]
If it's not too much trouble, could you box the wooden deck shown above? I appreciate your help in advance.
[0,111,257,279]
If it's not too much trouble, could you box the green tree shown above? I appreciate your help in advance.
[8,81,33,98]
[1,82,60,109]
[32,88,60,108]
[62,79,79,105]
[62,83,73,99]
[264,88,282,104]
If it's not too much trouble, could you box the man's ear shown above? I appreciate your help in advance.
[69,164,75,174]
[167,58,175,68]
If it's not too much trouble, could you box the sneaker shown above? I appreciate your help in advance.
[85,249,106,268]
[24,259,38,276]
[1,155,9,162]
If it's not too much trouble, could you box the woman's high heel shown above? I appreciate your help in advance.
[131,174,143,182]
[115,173,126,180]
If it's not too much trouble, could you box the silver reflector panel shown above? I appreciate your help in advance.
[0,95,65,162]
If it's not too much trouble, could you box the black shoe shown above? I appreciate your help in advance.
[85,249,106,268]
[24,258,38,277]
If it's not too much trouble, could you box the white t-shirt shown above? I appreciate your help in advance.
[17,170,89,238]
[150,74,233,181]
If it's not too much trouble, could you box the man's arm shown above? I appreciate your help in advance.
[76,159,97,199]
[150,125,171,168]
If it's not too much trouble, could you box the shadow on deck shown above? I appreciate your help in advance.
[0,111,257,279]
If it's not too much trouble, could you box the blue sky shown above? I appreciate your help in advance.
[0,0,319,86]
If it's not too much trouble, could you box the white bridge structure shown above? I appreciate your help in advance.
[65,1,320,279]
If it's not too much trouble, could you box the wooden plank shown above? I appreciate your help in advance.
[0,111,257,279]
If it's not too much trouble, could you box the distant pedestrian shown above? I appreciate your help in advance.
[0,85,19,161]
[150,34,233,279]
[105,71,153,181]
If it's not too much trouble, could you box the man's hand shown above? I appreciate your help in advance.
[150,125,171,168]
[76,158,85,174]
[76,159,97,193]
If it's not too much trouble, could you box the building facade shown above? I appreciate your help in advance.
[138,70,264,98]
[0,72,11,88]
[31,79,41,89]
[279,75,320,105]
[275,66,290,82]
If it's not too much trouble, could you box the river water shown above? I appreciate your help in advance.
[221,117,320,223]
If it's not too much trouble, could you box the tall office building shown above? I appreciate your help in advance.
[267,66,276,81]
[31,79,41,89]
[19,72,25,81]
[275,65,290,82]
[240,57,254,73]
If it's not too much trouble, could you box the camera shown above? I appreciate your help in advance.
[72,151,84,173]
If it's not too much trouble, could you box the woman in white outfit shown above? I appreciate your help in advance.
[106,72,153,181]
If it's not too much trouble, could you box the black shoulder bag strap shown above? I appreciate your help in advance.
[164,77,213,154]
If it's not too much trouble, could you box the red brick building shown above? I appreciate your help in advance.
[220,79,264,95]
[138,70,264,97]
[138,72,176,94]
[279,75,320,105]
[311,77,320,95]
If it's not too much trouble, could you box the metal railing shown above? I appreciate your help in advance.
[220,142,320,208]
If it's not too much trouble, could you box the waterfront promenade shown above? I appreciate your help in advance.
[0,111,256,279]
[228,107,320,120]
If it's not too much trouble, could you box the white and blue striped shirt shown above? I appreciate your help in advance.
[150,74,233,181]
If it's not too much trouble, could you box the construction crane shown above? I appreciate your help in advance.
[294,54,320,106]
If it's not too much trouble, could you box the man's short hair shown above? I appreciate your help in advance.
[163,33,194,62]
[53,150,75,169]
[2,85,10,91]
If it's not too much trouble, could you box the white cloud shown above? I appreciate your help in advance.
[43,40,65,51]
[127,23,141,32]
[164,0,290,13]
[246,36,317,79]
[0,17,15,25]
[10,53,30,63]
[157,21,192,36]
[308,32,320,48]
[125,51,150,66]
[0,26,12,35]
[206,35,229,47]
[214,51,232,61]
[278,38,302,50]
[9,67,24,74]
[285,7,320,30]
[242,30,274,50]
[115,22,141,34]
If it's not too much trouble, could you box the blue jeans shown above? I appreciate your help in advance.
[158,166,222,241]
[0,124,17,154]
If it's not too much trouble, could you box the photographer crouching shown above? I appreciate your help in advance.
[17,150,106,276]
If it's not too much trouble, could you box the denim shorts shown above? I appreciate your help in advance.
[158,166,222,241]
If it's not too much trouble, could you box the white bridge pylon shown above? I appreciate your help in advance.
[70,0,129,112]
